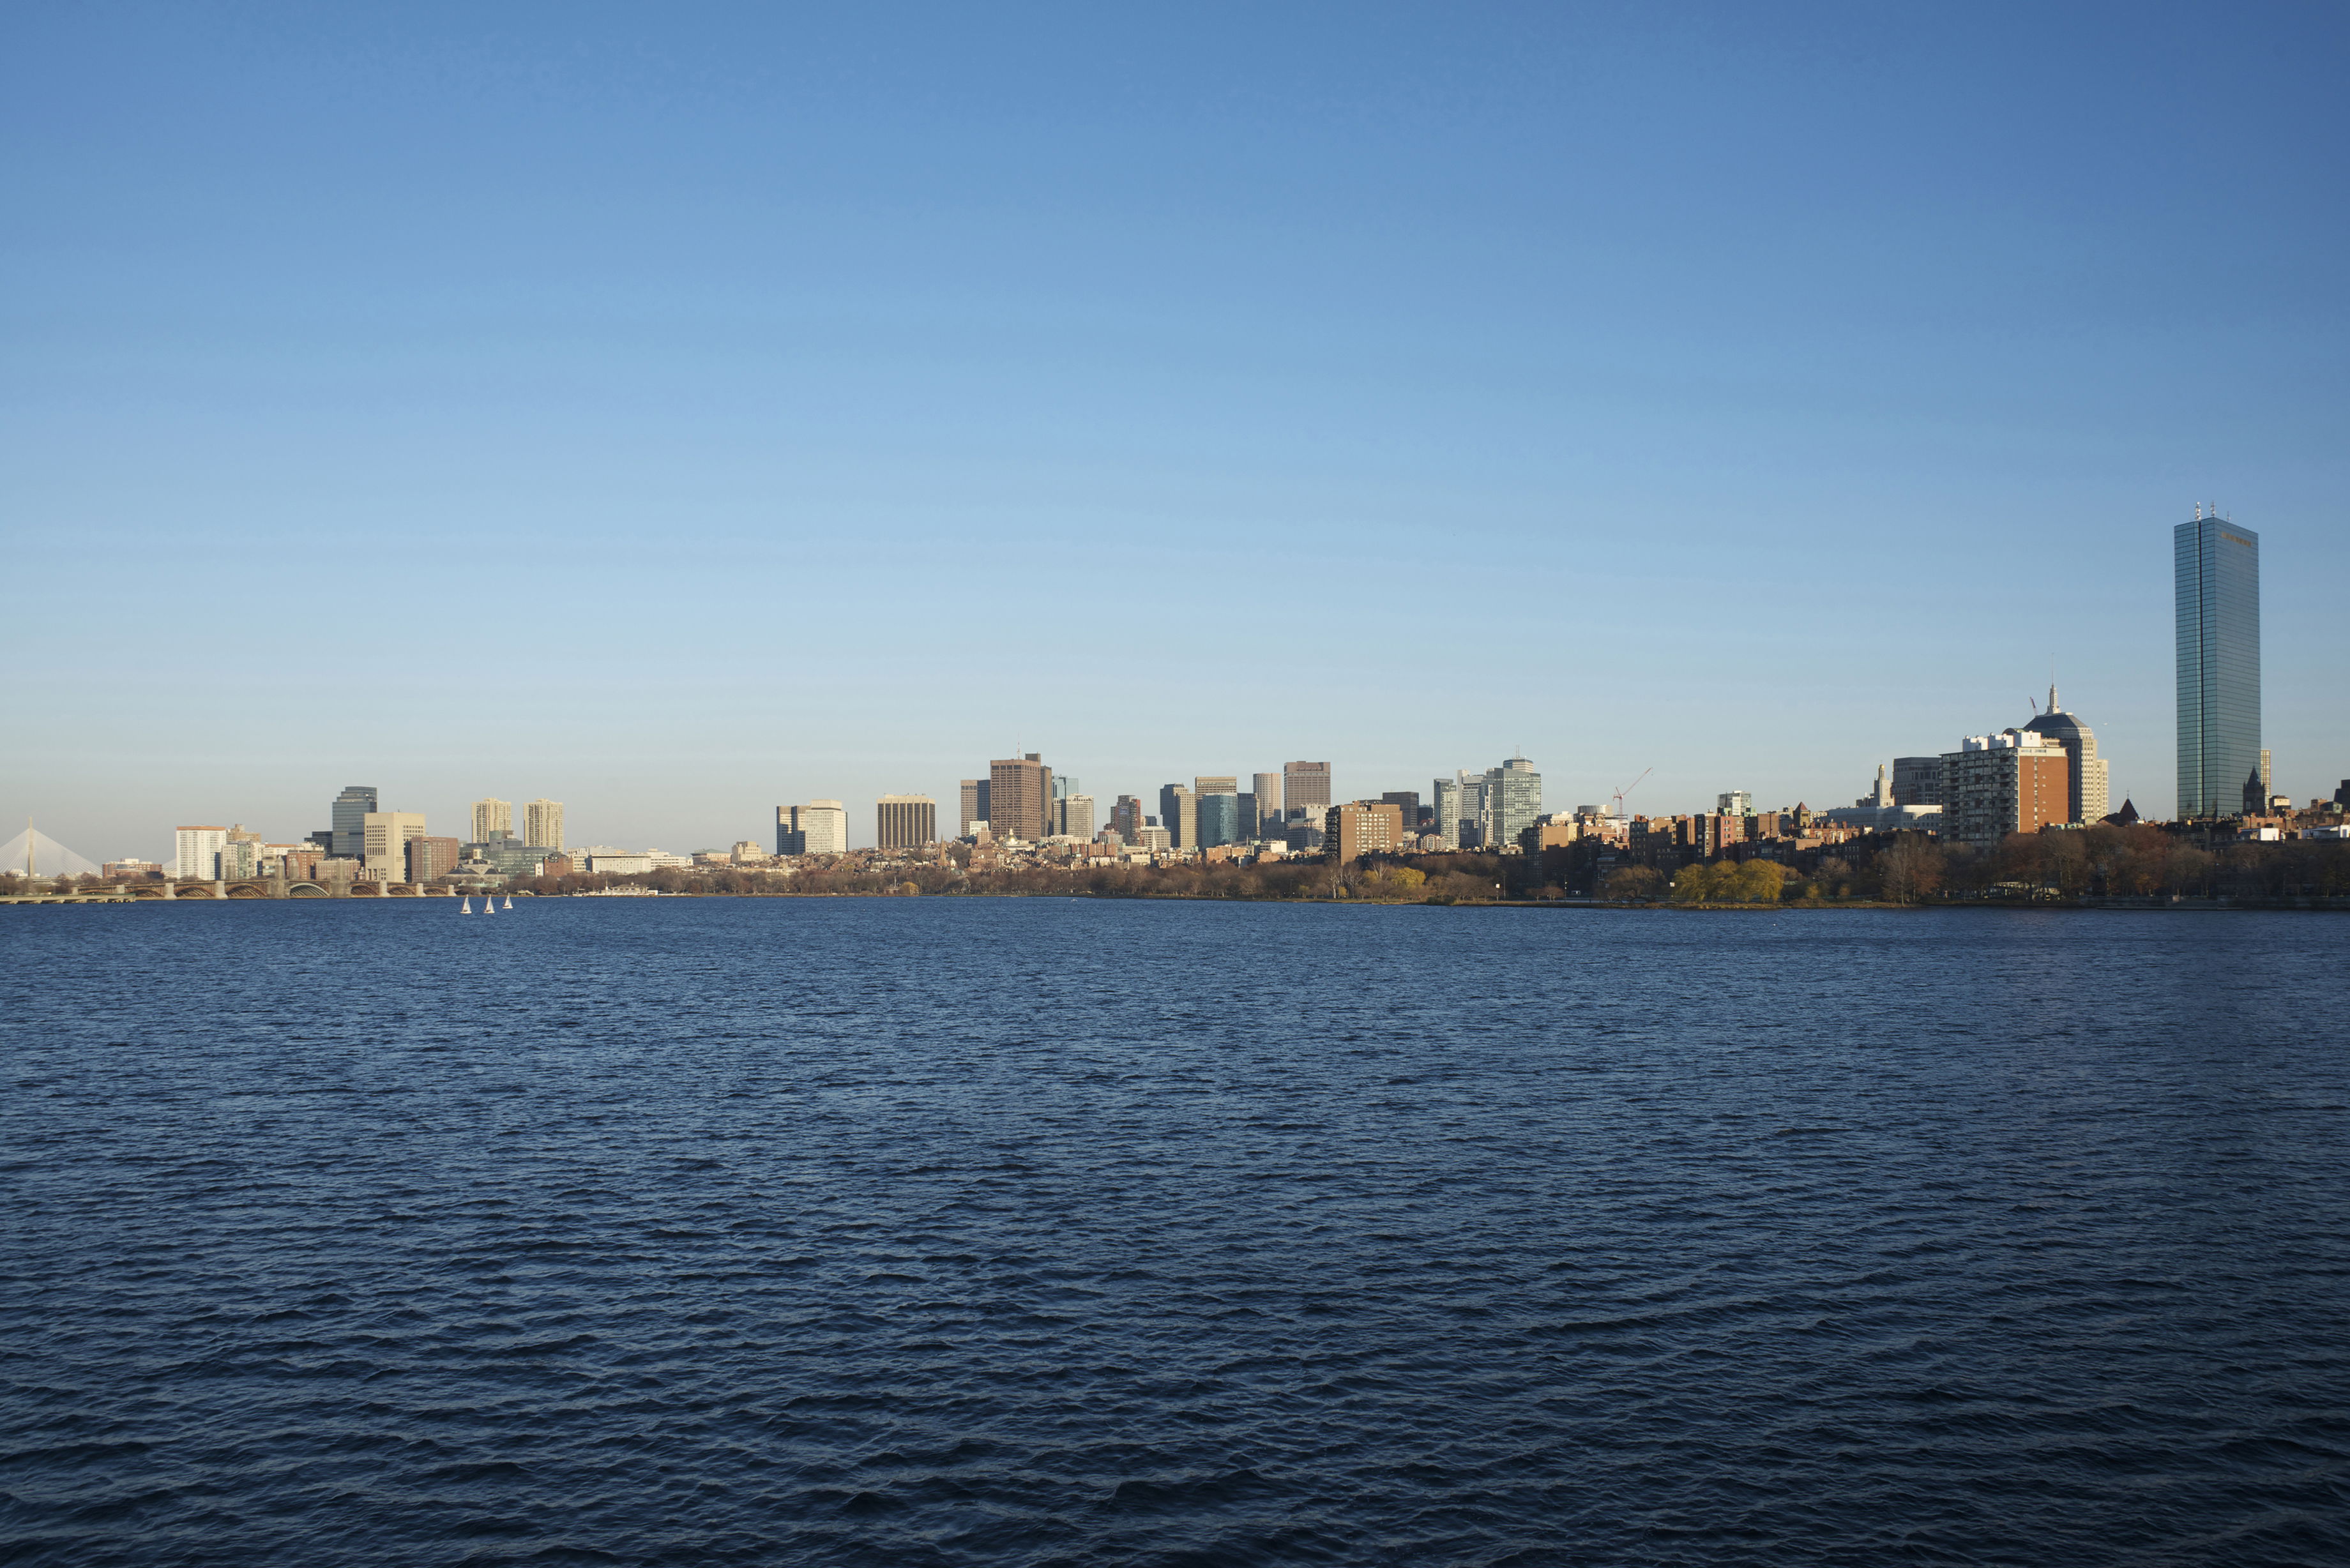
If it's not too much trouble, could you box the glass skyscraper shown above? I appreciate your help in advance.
[330,785,378,859]
[2174,515,2261,818]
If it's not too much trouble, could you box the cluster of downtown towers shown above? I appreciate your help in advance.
[796,515,2269,853]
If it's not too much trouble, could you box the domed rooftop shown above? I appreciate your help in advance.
[2022,683,2091,742]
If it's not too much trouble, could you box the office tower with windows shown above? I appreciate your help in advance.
[524,799,565,849]
[959,779,990,837]
[1941,730,2070,845]
[407,836,462,884]
[1195,792,1239,847]
[777,801,849,856]
[877,795,937,849]
[471,797,512,843]
[1159,784,1198,848]
[1283,762,1331,815]
[1717,790,1753,817]
[1433,778,1462,847]
[989,755,1052,842]
[1252,772,1282,822]
[1891,757,1945,808]
[330,785,378,859]
[361,811,428,881]
[1111,795,1147,843]
[1054,793,1096,840]
[1380,791,1421,832]
[2175,513,2261,817]
[1482,756,1543,849]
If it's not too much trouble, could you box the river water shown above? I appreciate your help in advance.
[3,898,2345,1565]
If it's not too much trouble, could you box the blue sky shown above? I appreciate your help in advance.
[5,3,2345,856]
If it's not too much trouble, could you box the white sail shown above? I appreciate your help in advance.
[483,897,494,915]
[460,896,471,914]
[503,896,513,909]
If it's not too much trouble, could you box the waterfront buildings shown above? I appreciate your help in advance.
[330,785,377,859]
[1939,731,2070,846]
[959,778,990,837]
[2022,686,2111,825]
[524,799,565,849]
[2175,511,2262,817]
[471,797,512,842]
[777,801,849,856]
[174,825,227,880]
[877,794,937,850]
[361,811,427,881]
[989,755,1052,843]
[1284,762,1332,815]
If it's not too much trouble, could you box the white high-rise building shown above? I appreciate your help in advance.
[1482,756,1542,850]
[776,801,849,856]
[471,797,513,842]
[524,798,565,848]
[1056,794,1096,840]
[174,825,228,880]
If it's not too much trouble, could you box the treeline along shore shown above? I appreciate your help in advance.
[18,824,2344,908]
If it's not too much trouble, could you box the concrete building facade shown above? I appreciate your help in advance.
[777,801,849,856]
[471,797,513,842]
[877,795,937,849]
[989,755,1052,843]
[361,811,428,881]
[1284,761,1332,814]
[524,799,565,849]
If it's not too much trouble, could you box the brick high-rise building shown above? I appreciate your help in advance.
[989,755,1052,843]
[876,795,937,850]
[407,836,461,884]
[1324,801,1406,864]
[1940,730,2071,846]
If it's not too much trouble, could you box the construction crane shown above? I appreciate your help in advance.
[1611,768,1652,820]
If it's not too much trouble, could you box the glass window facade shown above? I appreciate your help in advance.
[2174,518,2261,817]
[331,785,378,859]
[1194,792,1239,848]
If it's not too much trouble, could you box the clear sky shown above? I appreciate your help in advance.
[5,3,2345,857]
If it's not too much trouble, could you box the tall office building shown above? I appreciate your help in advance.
[1195,792,1239,848]
[1381,791,1421,833]
[959,779,990,836]
[1284,761,1332,813]
[361,811,428,881]
[1433,778,1462,847]
[989,755,1052,843]
[1056,794,1096,840]
[1325,801,1406,864]
[2023,686,2111,825]
[174,825,228,880]
[2175,512,2261,817]
[1111,795,1147,842]
[330,785,377,859]
[877,795,937,849]
[524,798,565,849]
[777,801,849,856]
[1159,784,1197,848]
[471,797,513,843]
[1253,772,1282,821]
[1482,756,1543,850]
[407,836,462,884]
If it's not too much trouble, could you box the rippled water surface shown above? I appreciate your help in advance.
[3,898,2347,1565]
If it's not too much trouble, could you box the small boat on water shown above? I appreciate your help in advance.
[482,895,494,916]
[503,896,513,910]
[460,896,472,914]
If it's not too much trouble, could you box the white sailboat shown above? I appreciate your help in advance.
[460,896,472,914]
[482,895,495,916]
[503,896,513,910]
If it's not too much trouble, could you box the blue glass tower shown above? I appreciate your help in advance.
[2174,516,2261,818]
[330,784,378,859]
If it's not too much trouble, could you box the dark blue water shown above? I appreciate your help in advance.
[3,900,2346,1565]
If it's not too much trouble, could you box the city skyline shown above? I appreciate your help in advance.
[5,11,2346,854]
